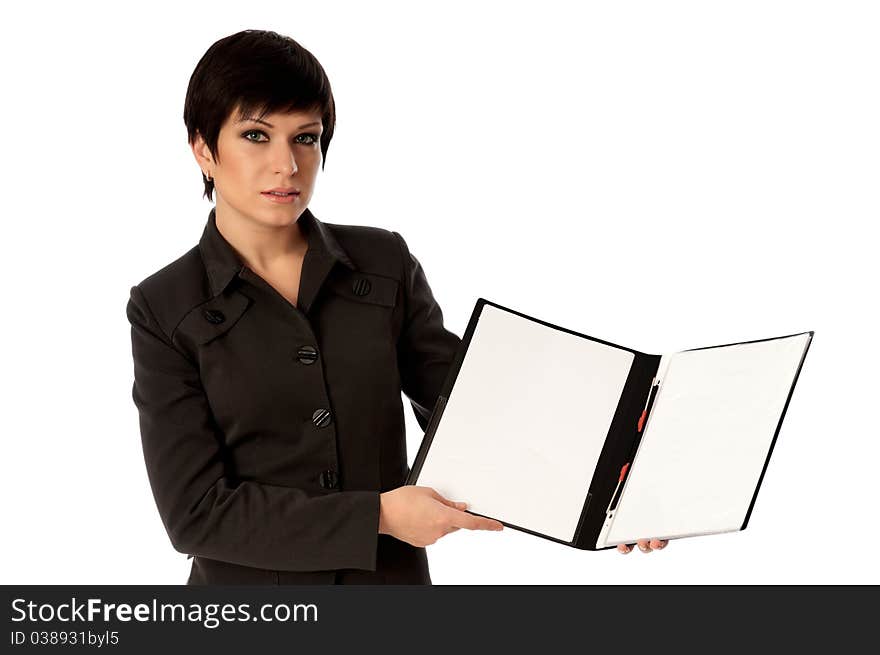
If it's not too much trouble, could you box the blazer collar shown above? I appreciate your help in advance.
[198,205,356,297]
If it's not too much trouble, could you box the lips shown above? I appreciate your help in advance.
[261,189,300,204]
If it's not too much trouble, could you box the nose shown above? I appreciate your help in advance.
[273,144,298,177]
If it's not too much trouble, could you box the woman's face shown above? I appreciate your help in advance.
[192,106,324,228]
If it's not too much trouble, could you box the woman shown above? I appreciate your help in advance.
[126,29,664,585]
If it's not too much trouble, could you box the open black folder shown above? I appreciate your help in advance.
[405,299,813,550]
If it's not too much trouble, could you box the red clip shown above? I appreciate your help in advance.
[619,463,630,482]
[637,410,647,432]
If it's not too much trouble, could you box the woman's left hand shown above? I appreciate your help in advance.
[617,538,668,554]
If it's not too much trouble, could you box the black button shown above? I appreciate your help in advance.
[320,469,339,490]
[203,309,225,324]
[296,345,318,365]
[352,278,371,296]
[312,408,332,428]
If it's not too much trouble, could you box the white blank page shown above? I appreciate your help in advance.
[606,333,811,544]
[417,304,634,543]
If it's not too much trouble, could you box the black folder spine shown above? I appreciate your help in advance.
[573,352,661,550]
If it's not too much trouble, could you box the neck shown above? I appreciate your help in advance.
[213,197,309,271]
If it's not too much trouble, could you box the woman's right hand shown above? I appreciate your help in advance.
[378,486,504,547]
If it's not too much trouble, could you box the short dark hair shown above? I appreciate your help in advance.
[183,30,337,201]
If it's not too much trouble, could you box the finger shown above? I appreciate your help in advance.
[452,510,504,531]
[637,539,652,553]
[470,516,504,531]
[617,544,634,554]
[436,496,468,511]
[650,538,668,550]
[434,491,469,511]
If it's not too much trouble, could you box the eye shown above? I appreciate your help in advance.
[242,129,268,143]
[242,130,319,145]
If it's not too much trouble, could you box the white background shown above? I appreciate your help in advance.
[2,0,877,584]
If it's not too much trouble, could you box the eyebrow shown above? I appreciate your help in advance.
[237,116,321,130]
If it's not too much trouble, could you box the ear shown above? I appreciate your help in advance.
[190,131,215,173]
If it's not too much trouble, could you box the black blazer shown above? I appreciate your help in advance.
[126,207,461,584]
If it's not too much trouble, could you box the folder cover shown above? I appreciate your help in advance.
[405,299,813,550]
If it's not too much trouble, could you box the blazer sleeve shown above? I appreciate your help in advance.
[126,284,380,572]
[392,231,462,431]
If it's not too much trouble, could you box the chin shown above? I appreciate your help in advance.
[256,205,305,226]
